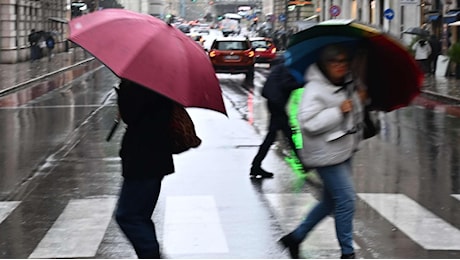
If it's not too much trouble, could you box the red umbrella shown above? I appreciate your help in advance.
[69,9,226,115]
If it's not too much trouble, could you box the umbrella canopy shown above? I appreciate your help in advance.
[402,27,430,37]
[69,9,226,115]
[285,19,423,112]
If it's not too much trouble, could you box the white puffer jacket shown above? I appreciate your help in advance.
[297,64,363,168]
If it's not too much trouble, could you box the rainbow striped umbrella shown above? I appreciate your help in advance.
[285,19,423,112]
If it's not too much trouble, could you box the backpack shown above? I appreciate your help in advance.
[46,37,55,49]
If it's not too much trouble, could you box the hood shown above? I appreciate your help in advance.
[305,63,353,89]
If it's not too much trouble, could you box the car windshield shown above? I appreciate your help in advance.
[216,41,248,50]
[251,40,269,48]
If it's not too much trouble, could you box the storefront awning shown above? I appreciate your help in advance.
[428,14,439,22]
[48,17,68,24]
[444,11,460,24]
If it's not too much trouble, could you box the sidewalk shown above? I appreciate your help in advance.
[0,47,95,95]
[1,48,460,104]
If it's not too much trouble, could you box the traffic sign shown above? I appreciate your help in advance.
[329,5,341,17]
[384,8,394,20]
[279,14,286,22]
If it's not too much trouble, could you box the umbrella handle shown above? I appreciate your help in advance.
[106,119,120,142]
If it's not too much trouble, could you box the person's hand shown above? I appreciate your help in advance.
[358,89,368,103]
[340,99,353,113]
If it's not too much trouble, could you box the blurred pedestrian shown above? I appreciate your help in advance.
[428,35,441,74]
[114,79,175,259]
[250,57,304,178]
[412,39,432,74]
[279,44,366,259]
[28,29,40,61]
[45,34,55,61]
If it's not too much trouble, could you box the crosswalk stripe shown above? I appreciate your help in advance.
[451,194,460,201]
[28,197,117,258]
[0,201,20,224]
[358,193,460,250]
[163,196,228,254]
[265,193,360,251]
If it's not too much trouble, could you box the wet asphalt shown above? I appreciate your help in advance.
[0,49,460,258]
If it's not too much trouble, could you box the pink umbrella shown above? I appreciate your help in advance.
[69,9,226,115]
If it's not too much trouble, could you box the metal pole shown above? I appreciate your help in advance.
[284,0,288,29]
[181,0,185,18]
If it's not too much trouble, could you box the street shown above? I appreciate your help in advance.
[0,63,460,259]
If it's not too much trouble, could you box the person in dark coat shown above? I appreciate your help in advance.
[115,79,174,258]
[45,34,55,61]
[28,29,40,61]
[250,57,305,178]
[428,35,442,74]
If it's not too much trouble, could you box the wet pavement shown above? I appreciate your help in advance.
[0,47,95,95]
[1,49,460,259]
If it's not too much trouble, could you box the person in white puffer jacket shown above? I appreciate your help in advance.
[412,39,432,74]
[279,43,366,259]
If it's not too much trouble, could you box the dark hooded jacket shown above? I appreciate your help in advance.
[117,80,175,179]
[262,61,304,109]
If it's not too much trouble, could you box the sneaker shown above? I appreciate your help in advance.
[249,167,274,178]
[341,252,356,259]
[279,233,299,259]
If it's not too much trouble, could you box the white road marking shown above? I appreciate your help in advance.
[28,197,117,258]
[0,201,20,224]
[163,196,228,254]
[358,193,460,250]
[265,193,359,250]
[451,194,460,201]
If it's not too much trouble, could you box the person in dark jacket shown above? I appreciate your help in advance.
[250,57,305,178]
[428,35,442,74]
[45,34,55,61]
[115,79,174,258]
[28,29,40,61]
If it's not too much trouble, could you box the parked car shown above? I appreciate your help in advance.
[208,37,255,77]
[249,37,277,63]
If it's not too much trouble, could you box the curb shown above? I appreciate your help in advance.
[0,57,95,97]
[420,89,460,104]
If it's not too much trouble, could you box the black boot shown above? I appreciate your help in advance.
[279,233,299,259]
[250,167,274,178]
[341,252,355,259]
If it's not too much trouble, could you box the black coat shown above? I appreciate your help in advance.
[261,64,304,110]
[117,81,174,179]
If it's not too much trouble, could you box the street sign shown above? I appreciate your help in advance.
[329,5,341,17]
[384,8,394,20]
[401,0,417,3]
[279,14,286,22]
[288,1,312,6]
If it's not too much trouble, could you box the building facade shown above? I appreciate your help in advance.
[268,0,458,43]
[118,0,165,17]
[1,0,459,63]
[0,0,69,63]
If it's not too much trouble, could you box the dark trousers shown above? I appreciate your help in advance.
[30,45,41,60]
[116,177,163,258]
[252,101,296,168]
[417,59,430,74]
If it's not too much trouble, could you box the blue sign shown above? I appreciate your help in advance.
[279,14,286,22]
[329,5,341,17]
[384,8,394,20]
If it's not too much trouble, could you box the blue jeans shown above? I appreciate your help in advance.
[291,159,355,255]
[115,177,163,258]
